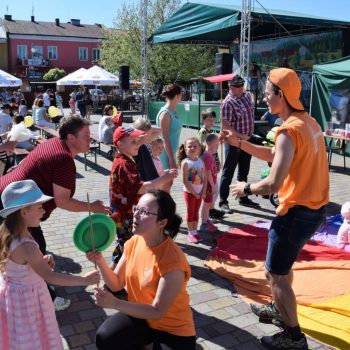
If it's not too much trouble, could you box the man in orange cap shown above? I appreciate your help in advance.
[225,68,329,349]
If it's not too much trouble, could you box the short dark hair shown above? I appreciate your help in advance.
[13,114,24,124]
[58,116,90,140]
[205,133,218,144]
[161,84,182,100]
[103,105,113,115]
[146,189,182,239]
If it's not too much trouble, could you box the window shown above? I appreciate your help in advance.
[47,46,58,60]
[79,47,88,61]
[92,48,100,61]
[31,45,43,59]
[17,45,27,59]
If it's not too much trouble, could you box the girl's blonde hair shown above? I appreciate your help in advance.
[0,211,23,272]
[177,137,203,167]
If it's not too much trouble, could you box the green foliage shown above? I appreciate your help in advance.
[43,68,67,81]
[100,0,217,86]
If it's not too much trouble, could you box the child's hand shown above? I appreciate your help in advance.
[162,168,178,181]
[94,286,118,309]
[83,270,100,285]
[86,251,104,265]
[43,254,55,269]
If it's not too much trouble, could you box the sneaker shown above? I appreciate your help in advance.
[251,302,284,327]
[239,197,260,207]
[260,329,308,349]
[187,232,201,243]
[53,297,71,312]
[219,203,234,214]
[209,208,225,219]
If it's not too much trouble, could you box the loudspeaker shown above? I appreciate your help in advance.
[215,53,233,75]
[119,66,130,90]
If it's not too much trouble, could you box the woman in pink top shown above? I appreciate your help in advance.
[0,180,100,350]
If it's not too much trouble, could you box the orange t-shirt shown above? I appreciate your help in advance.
[123,235,195,337]
[274,112,329,216]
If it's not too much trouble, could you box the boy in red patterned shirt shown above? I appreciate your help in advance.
[110,126,177,269]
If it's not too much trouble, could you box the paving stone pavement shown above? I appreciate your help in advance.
[41,111,343,350]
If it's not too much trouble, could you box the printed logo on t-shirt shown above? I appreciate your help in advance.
[142,267,153,285]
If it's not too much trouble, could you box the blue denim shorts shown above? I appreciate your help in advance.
[265,205,326,275]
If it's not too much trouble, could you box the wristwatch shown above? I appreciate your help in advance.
[243,183,253,196]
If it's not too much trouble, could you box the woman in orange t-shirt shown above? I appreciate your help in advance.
[87,190,196,350]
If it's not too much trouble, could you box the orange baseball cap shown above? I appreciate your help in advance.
[268,68,304,111]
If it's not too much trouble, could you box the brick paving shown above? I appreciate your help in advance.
[41,111,344,349]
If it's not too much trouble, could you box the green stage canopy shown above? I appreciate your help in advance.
[311,56,350,128]
[149,2,350,45]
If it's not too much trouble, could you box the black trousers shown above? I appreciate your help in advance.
[96,312,196,350]
[219,144,252,205]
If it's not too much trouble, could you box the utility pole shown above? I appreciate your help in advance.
[140,0,148,117]
[239,0,251,81]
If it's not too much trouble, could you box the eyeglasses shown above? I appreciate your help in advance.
[132,205,158,217]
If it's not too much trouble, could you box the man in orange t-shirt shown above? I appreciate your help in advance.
[227,68,329,350]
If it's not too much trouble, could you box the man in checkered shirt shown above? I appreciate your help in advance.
[219,75,259,214]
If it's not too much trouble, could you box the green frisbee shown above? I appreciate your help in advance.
[73,214,115,253]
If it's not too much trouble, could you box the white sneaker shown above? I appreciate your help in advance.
[53,297,71,311]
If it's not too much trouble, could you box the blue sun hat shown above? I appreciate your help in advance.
[0,180,53,218]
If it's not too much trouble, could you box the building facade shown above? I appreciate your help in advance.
[0,15,104,84]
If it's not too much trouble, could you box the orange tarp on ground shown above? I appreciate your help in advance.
[205,225,350,349]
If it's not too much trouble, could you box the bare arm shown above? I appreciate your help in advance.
[86,251,126,291]
[231,131,295,197]
[19,242,100,286]
[223,129,275,162]
[138,169,178,194]
[95,269,185,320]
[53,184,109,214]
[159,112,176,168]
[222,120,250,141]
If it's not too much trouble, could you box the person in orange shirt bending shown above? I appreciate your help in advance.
[87,190,196,350]
[226,68,329,350]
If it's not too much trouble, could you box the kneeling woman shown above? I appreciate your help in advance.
[87,190,196,350]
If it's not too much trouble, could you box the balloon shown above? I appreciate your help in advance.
[112,106,118,116]
[24,115,34,128]
[48,106,60,118]
[9,123,31,142]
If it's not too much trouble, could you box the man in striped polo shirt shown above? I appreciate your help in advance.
[219,75,259,214]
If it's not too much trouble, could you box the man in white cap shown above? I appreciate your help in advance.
[226,68,329,349]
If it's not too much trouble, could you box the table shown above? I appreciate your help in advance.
[323,133,350,170]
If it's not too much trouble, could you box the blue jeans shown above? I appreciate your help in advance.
[265,205,326,275]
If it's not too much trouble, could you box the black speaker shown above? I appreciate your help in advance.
[119,66,130,90]
[215,53,233,75]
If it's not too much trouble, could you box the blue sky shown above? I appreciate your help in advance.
[2,0,349,27]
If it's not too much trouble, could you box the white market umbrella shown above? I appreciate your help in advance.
[0,69,22,87]
[77,65,119,85]
[56,68,87,86]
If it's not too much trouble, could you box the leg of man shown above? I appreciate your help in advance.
[236,149,252,182]
[219,144,239,205]
[260,206,325,348]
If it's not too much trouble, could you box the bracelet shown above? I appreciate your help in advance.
[238,138,242,149]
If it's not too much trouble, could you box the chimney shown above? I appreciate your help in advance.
[71,19,80,26]
[55,18,60,26]
[4,14,12,21]
[31,15,35,22]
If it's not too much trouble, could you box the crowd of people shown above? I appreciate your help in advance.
[0,68,331,350]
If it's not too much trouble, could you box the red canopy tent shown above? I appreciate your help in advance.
[203,73,237,101]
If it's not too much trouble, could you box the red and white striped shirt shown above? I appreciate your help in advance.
[221,91,254,136]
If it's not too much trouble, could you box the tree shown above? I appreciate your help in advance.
[43,68,66,81]
[100,0,217,86]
